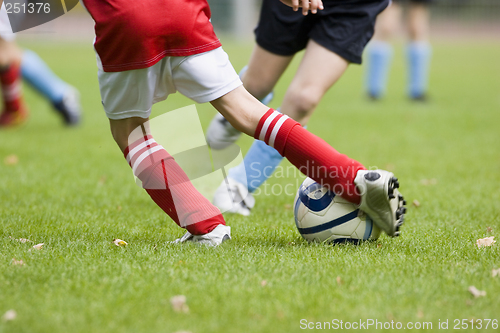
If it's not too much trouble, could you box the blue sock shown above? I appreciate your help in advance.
[228,139,284,192]
[407,41,432,98]
[21,49,69,104]
[365,41,393,99]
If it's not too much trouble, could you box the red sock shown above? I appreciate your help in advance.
[0,63,23,112]
[124,135,225,235]
[255,109,365,204]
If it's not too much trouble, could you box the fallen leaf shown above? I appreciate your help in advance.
[336,276,343,285]
[476,236,495,248]
[486,227,493,233]
[170,295,189,313]
[417,310,424,319]
[32,243,44,250]
[12,258,24,266]
[468,286,486,298]
[492,268,500,277]
[412,200,421,208]
[261,280,267,287]
[113,239,128,246]
[98,176,107,185]
[385,164,395,172]
[10,237,32,243]
[4,154,18,166]
[377,243,382,248]
[420,178,437,186]
[2,309,16,321]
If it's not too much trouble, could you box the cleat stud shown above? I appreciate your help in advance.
[403,200,407,206]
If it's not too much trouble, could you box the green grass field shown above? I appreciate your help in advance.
[0,38,499,333]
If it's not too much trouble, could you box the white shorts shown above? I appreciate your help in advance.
[97,47,242,120]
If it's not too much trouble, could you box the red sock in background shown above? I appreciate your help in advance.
[0,63,23,112]
[255,109,365,204]
[124,135,225,235]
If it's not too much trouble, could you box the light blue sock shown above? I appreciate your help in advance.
[228,139,284,192]
[365,41,393,99]
[21,49,69,103]
[407,41,432,99]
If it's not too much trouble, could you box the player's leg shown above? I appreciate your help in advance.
[220,0,392,216]
[365,3,402,99]
[406,0,432,100]
[211,86,405,236]
[21,50,82,125]
[220,40,348,215]
[0,37,28,127]
[99,60,229,246]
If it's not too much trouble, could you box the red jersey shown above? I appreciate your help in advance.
[82,0,221,72]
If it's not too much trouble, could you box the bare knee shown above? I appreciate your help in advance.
[282,87,322,123]
[0,40,22,68]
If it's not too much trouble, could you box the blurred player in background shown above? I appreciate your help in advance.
[365,0,432,100]
[0,4,81,127]
[206,0,391,216]
[81,0,405,245]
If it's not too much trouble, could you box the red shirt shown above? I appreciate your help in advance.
[83,0,221,72]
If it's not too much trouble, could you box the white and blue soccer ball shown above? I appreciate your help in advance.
[293,177,381,243]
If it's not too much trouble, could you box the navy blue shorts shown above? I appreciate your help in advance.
[254,0,390,64]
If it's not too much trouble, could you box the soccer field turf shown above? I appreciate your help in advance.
[0,39,499,332]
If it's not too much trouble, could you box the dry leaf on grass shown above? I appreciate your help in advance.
[12,258,24,266]
[170,295,189,313]
[4,154,19,166]
[468,286,486,298]
[412,200,421,208]
[260,280,267,287]
[417,310,424,319]
[476,236,495,248]
[31,243,44,250]
[336,276,343,285]
[420,178,437,186]
[113,239,128,246]
[486,227,493,233]
[492,268,500,277]
[9,237,32,243]
[2,309,17,321]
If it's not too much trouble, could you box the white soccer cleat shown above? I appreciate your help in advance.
[213,177,255,216]
[205,113,242,150]
[172,224,231,246]
[354,170,406,237]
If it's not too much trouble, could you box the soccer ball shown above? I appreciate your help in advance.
[293,177,381,243]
